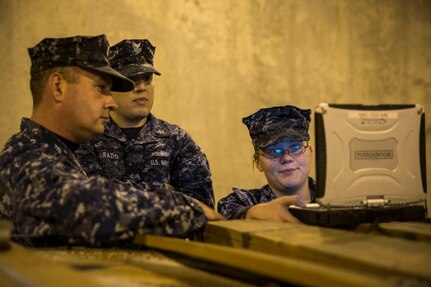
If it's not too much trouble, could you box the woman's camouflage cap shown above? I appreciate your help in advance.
[108,39,161,78]
[28,34,134,92]
[242,105,311,149]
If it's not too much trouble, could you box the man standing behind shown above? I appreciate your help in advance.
[76,39,215,208]
[0,35,220,248]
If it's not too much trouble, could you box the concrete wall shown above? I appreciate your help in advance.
[1,0,430,206]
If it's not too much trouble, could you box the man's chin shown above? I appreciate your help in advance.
[97,127,106,135]
[91,125,106,137]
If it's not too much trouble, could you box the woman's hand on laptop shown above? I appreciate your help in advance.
[245,195,306,223]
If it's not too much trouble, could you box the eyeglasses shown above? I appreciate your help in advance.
[258,142,309,159]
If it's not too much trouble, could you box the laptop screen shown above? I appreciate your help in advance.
[314,103,427,207]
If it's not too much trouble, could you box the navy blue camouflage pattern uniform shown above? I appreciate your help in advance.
[217,179,316,219]
[217,105,316,219]
[76,115,215,207]
[76,39,215,208]
[0,35,207,247]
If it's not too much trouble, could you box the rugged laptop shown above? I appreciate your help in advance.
[289,103,427,227]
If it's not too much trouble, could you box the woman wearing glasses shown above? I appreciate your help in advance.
[217,105,316,223]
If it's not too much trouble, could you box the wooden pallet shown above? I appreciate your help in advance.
[133,234,392,287]
[0,241,257,287]
[356,221,431,242]
[2,219,430,287]
[0,243,102,287]
[202,220,431,285]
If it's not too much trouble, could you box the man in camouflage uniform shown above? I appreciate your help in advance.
[217,105,316,222]
[76,39,215,208]
[0,35,220,247]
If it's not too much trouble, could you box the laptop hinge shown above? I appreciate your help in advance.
[363,198,389,207]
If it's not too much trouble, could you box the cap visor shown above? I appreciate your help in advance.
[85,65,135,92]
[118,64,161,78]
[260,130,309,148]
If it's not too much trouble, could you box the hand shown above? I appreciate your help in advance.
[245,195,306,223]
[197,201,225,221]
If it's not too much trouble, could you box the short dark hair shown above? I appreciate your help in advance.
[30,66,80,108]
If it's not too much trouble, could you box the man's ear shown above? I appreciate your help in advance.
[47,72,65,103]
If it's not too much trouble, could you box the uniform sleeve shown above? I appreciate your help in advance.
[0,176,11,220]
[13,152,207,246]
[75,142,105,177]
[217,188,256,220]
[170,132,215,208]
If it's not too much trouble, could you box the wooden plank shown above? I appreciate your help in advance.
[0,243,103,287]
[356,221,431,243]
[0,219,254,287]
[34,247,254,287]
[202,220,290,247]
[1,242,256,287]
[203,220,431,284]
[134,234,394,287]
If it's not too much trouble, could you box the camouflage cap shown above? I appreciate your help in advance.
[109,39,161,78]
[28,34,134,92]
[242,105,311,150]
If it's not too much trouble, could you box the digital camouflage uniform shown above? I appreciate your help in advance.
[217,179,316,219]
[217,105,315,220]
[0,35,206,247]
[76,115,215,207]
[76,39,215,208]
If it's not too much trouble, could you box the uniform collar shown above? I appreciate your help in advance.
[265,177,316,203]
[20,118,85,173]
[104,114,169,144]
[21,118,71,150]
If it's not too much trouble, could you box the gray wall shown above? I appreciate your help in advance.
[1,0,430,206]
